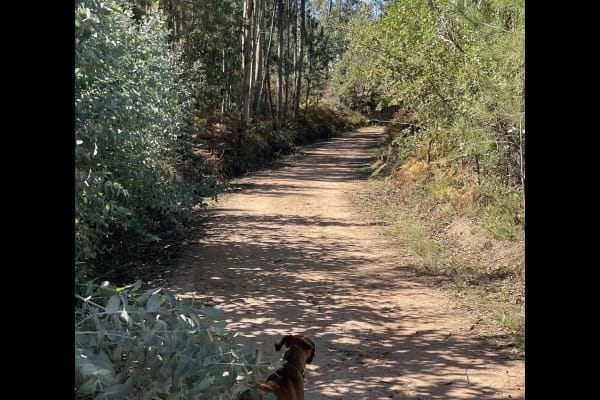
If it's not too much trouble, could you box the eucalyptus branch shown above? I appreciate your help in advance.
[75,331,138,340]
[75,293,104,309]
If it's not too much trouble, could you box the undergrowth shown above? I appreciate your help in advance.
[372,195,524,350]
[83,103,366,286]
[364,124,524,350]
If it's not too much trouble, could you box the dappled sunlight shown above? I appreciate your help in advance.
[168,129,524,399]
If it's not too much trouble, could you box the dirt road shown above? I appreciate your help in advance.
[167,127,524,399]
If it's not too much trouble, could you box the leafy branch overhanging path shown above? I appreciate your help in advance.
[167,127,524,399]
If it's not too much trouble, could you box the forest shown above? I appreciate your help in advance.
[75,0,524,398]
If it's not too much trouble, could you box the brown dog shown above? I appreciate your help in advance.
[239,335,315,400]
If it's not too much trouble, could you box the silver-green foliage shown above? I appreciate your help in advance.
[334,0,524,186]
[334,0,524,236]
[75,281,272,399]
[75,0,193,267]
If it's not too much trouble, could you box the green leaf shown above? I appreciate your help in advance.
[105,295,120,314]
[162,289,176,308]
[194,374,214,392]
[94,383,133,400]
[76,349,114,383]
[143,319,167,346]
[117,280,142,294]
[118,292,129,308]
[173,347,193,379]
[135,287,161,303]
[188,312,203,329]
[77,377,98,395]
[147,293,162,312]
[166,390,186,400]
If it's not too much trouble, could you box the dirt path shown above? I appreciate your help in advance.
[167,127,524,399]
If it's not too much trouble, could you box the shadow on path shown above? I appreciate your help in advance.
[168,128,524,399]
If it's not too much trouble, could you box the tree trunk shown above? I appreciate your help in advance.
[251,0,264,121]
[221,48,228,114]
[241,0,254,134]
[284,0,294,119]
[292,0,305,122]
[304,76,311,117]
[255,2,277,120]
[276,0,284,129]
[266,71,276,128]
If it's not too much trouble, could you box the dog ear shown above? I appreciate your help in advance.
[303,337,316,363]
[274,335,292,352]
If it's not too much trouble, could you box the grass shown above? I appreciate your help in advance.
[363,178,525,352]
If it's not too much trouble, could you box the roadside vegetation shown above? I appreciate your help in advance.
[343,0,524,348]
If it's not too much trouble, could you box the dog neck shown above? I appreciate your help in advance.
[283,359,304,371]
[283,359,307,379]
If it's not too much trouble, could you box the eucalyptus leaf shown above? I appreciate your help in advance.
[93,383,133,400]
[135,287,161,304]
[143,319,167,346]
[166,390,186,400]
[118,292,128,308]
[189,312,203,329]
[105,295,120,314]
[77,278,273,398]
[118,280,142,294]
[162,289,176,308]
[173,351,191,379]
[76,350,114,384]
[147,293,162,312]
[194,374,215,392]
[77,377,98,395]
[131,279,142,291]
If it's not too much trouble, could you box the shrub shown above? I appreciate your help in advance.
[75,280,272,399]
[473,178,524,240]
[75,0,196,276]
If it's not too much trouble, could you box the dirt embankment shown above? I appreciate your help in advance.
[167,127,524,399]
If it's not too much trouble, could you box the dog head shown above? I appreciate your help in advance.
[274,335,315,366]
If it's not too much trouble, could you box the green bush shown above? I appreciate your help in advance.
[75,281,273,399]
[75,0,196,276]
[473,178,524,240]
[294,104,366,144]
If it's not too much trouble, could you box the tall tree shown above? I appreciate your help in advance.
[240,0,254,132]
[292,0,306,121]
[276,0,285,128]
[332,0,524,228]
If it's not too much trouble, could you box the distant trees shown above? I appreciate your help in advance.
[334,0,525,236]
[141,0,346,130]
[75,0,362,275]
